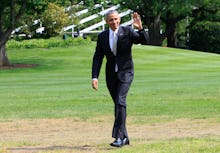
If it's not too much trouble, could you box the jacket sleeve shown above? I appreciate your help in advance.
[92,33,104,79]
[130,27,150,45]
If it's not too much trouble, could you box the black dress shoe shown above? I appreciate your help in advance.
[122,137,130,146]
[110,138,123,147]
[110,138,130,147]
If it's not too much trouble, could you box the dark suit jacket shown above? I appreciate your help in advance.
[92,26,149,83]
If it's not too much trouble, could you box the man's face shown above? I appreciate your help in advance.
[106,12,121,31]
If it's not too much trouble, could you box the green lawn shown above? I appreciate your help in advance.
[108,138,220,153]
[0,43,220,152]
[1,43,220,120]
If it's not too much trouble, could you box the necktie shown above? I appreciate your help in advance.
[112,32,118,72]
[112,32,117,56]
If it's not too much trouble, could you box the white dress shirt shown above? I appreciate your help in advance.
[109,28,118,55]
[109,28,118,72]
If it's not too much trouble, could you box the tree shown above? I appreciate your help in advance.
[16,0,74,39]
[119,0,165,46]
[161,0,192,47]
[119,0,193,47]
[0,0,47,66]
[47,0,72,6]
[41,3,69,38]
[189,0,220,52]
[190,0,220,24]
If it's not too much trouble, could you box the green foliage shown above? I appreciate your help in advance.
[0,0,47,30]
[189,0,220,53]
[7,37,91,49]
[192,0,220,22]
[118,0,193,47]
[47,0,72,7]
[189,21,220,53]
[42,3,70,38]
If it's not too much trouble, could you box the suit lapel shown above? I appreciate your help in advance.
[117,27,124,53]
[105,30,111,53]
[104,27,124,55]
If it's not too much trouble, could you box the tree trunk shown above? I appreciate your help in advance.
[147,14,164,46]
[164,11,182,48]
[0,43,10,66]
[165,19,178,47]
[148,22,163,46]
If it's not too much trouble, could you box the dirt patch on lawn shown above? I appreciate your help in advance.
[0,117,220,153]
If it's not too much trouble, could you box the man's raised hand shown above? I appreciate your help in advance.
[132,12,143,30]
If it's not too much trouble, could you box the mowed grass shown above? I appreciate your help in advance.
[108,138,220,153]
[1,43,220,152]
[1,43,219,120]
[131,45,220,121]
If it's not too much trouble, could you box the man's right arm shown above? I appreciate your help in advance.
[91,34,104,90]
[92,78,98,90]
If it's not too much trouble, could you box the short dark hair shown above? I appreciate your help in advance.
[105,10,119,20]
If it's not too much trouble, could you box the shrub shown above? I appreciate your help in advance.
[189,21,220,53]
[7,37,91,49]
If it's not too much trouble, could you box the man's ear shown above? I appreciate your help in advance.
[105,19,109,25]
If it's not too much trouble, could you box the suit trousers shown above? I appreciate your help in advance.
[106,71,132,139]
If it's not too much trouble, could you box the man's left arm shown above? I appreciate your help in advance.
[132,12,150,45]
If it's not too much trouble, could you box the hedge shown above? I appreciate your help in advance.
[7,37,91,49]
[189,21,220,53]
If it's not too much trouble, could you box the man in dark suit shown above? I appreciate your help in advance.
[91,10,149,147]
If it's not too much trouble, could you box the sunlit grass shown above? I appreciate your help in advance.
[0,44,220,121]
[1,43,220,152]
[108,138,220,153]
